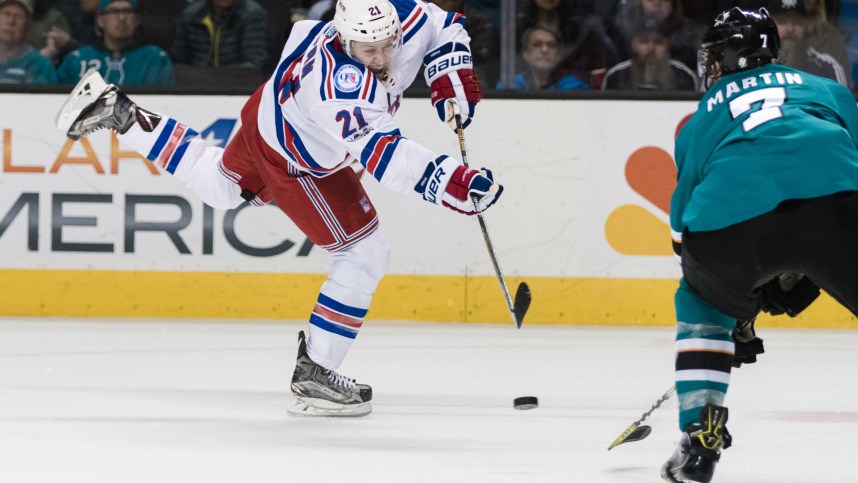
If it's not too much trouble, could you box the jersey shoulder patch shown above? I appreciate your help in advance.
[333,63,364,93]
[319,39,378,102]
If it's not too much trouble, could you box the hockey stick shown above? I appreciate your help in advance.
[608,385,675,450]
[449,102,532,328]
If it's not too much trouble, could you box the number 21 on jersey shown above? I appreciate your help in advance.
[336,107,369,138]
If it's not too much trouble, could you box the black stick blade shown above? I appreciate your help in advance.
[625,425,652,443]
[513,282,532,328]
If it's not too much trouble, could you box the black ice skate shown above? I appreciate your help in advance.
[56,68,161,141]
[662,404,732,483]
[287,330,372,418]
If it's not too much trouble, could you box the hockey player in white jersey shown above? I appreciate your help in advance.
[55,0,501,418]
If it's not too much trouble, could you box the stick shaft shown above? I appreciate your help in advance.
[454,113,517,324]
[634,385,676,425]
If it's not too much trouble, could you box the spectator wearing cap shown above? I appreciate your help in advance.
[0,0,56,83]
[503,24,589,90]
[173,0,267,72]
[601,17,698,90]
[760,0,849,86]
[57,0,174,85]
[616,0,703,70]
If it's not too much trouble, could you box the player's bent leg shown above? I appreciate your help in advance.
[674,280,735,430]
[289,230,391,418]
[57,70,245,210]
[799,192,858,317]
[308,230,390,369]
[121,121,244,210]
[668,283,735,482]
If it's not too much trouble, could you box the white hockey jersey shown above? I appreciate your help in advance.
[256,0,473,205]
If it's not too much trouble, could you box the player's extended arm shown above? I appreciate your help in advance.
[311,98,501,215]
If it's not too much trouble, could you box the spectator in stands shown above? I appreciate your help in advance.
[520,0,620,88]
[173,0,267,71]
[57,0,174,85]
[0,0,56,83]
[553,14,621,88]
[27,0,70,63]
[51,0,99,61]
[602,17,698,90]
[504,24,588,90]
[432,0,500,86]
[763,0,849,86]
[617,0,702,70]
[802,0,849,79]
[517,0,580,54]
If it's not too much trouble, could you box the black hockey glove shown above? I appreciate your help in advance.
[732,317,764,368]
[757,273,820,317]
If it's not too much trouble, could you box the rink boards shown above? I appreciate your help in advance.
[0,94,853,327]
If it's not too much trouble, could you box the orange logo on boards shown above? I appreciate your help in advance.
[605,114,693,255]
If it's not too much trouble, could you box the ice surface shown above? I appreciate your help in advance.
[0,318,855,482]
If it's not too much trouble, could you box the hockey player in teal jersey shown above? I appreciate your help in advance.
[663,7,858,483]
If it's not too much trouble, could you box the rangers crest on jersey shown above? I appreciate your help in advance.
[334,64,363,93]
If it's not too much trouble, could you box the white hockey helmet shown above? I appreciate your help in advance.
[334,0,401,55]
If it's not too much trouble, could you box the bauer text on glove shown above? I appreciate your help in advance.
[415,156,502,215]
[424,43,482,129]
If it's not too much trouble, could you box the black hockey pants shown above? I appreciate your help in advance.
[680,191,858,320]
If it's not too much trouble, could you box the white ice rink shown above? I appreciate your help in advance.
[1,318,856,483]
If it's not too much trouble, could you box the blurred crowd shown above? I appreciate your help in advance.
[0,0,855,92]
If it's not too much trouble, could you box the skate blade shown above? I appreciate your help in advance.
[55,68,110,133]
[660,460,688,483]
[287,397,372,418]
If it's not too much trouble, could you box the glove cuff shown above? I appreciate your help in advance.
[423,42,473,85]
[414,155,459,206]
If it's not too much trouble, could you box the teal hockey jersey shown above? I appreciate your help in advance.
[57,42,174,86]
[671,63,858,234]
[0,47,56,84]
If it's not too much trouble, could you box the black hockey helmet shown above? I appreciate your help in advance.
[698,7,780,85]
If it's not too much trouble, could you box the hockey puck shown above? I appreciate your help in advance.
[513,396,539,410]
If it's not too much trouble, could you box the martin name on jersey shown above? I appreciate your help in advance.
[703,68,805,113]
[672,62,858,235]
[256,0,474,208]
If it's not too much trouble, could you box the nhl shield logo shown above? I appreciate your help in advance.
[334,64,363,93]
[359,195,372,213]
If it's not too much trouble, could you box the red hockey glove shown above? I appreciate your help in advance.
[430,69,482,129]
[424,42,481,129]
[442,165,502,215]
